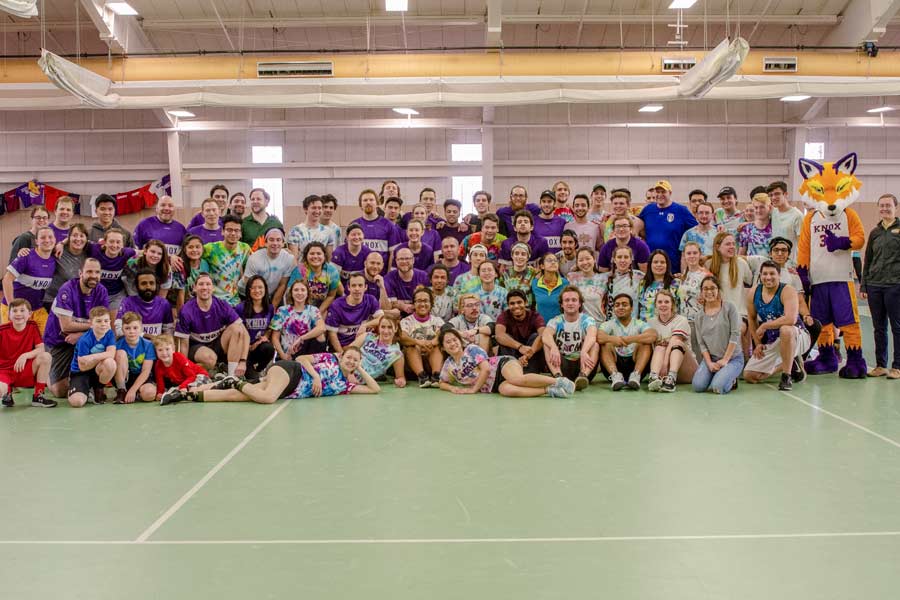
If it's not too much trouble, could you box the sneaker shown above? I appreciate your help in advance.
[194,374,213,387]
[92,386,107,405]
[113,388,127,404]
[1,392,14,407]
[557,377,576,397]
[160,387,185,406]
[627,371,641,390]
[647,373,662,392]
[31,391,58,408]
[212,375,241,390]
[868,366,888,377]
[417,373,431,388]
[574,372,589,391]
[791,357,806,383]
[430,374,441,387]
[778,373,793,391]
[547,383,568,398]
[610,371,626,391]
[660,374,676,393]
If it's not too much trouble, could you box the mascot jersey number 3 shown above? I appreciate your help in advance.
[796,151,867,378]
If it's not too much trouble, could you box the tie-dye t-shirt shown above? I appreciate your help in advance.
[475,283,508,319]
[439,344,501,393]
[269,304,321,355]
[677,269,709,322]
[738,222,773,257]
[500,267,537,307]
[567,271,607,322]
[637,279,681,321]
[287,263,341,307]
[202,241,251,305]
[286,353,356,399]
[400,313,444,341]
[359,332,403,378]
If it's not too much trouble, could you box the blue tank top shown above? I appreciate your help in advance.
[753,283,803,344]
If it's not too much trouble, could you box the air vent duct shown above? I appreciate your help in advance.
[662,57,697,73]
[257,61,334,78]
[763,57,798,72]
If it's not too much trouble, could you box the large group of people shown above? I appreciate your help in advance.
[1,178,897,409]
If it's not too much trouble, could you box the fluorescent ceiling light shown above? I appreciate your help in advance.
[867,106,895,113]
[780,95,811,102]
[107,2,139,16]
[668,0,698,8]
[393,107,419,115]
[167,109,195,118]
[638,104,664,112]
[386,0,408,11]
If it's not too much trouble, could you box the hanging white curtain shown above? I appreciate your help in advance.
[678,37,750,99]
[38,49,119,108]
[0,0,37,18]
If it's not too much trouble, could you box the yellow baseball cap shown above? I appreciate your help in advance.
[652,180,673,192]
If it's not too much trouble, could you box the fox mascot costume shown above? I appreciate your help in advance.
[796,151,867,378]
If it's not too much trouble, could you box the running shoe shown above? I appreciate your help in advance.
[556,377,576,397]
[212,375,241,390]
[660,374,676,393]
[417,373,431,388]
[647,373,662,392]
[159,388,185,406]
[574,372,589,391]
[2,392,13,407]
[627,371,641,390]
[31,391,57,408]
[791,357,806,383]
[778,373,793,391]
[610,372,626,391]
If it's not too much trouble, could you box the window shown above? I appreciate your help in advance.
[451,143,483,162]
[804,142,825,160]
[252,145,283,164]
[452,176,483,216]
[252,178,283,223]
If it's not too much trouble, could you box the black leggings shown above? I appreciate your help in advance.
[247,341,276,374]
[288,338,328,359]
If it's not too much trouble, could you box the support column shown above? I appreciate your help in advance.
[786,128,808,201]
[167,131,186,207]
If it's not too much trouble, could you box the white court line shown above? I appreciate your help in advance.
[3,531,900,545]
[134,399,292,543]
[768,384,900,451]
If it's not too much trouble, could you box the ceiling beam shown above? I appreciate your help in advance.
[12,13,849,32]
[801,97,829,121]
[821,0,900,46]
[78,0,155,53]
[486,0,502,48]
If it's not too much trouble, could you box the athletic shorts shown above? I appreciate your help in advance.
[490,356,514,393]
[811,281,859,328]
[0,362,36,388]
[744,328,811,375]
[69,370,100,396]
[600,355,648,380]
[272,359,305,398]
[107,292,127,313]
[188,338,227,364]
[48,344,75,385]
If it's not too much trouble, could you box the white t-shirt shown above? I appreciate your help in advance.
[771,207,803,262]
[647,314,691,345]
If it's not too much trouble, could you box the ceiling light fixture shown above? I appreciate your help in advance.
[638,104,664,113]
[392,107,419,115]
[668,0,698,8]
[780,95,811,102]
[167,110,196,118]
[867,106,895,113]
[386,0,409,11]
[107,2,139,16]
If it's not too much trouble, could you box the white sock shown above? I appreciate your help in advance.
[227,362,238,376]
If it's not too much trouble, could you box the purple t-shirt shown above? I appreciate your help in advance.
[188,213,223,229]
[384,269,430,303]
[49,223,71,245]
[332,244,372,286]
[6,251,56,310]
[497,203,541,237]
[392,242,434,272]
[188,224,224,245]
[117,294,174,337]
[401,211,445,230]
[597,237,651,270]
[500,234,551,264]
[175,297,240,344]
[325,294,381,346]
[439,223,469,244]
[363,278,382,302]
[533,215,567,250]
[351,216,402,260]
[43,279,110,347]
[88,244,136,296]
[235,302,274,343]
[133,216,187,256]
[442,261,471,286]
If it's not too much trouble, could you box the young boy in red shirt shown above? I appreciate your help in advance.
[152,334,211,405]
[0,298,55,408]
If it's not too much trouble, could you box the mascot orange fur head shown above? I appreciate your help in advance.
[797,152,862,218]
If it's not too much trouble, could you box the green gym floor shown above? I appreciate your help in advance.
[2,317,899,599]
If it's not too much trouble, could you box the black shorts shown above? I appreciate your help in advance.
[188,338,227,364]
[125,371,152,390]
[49,344,75,385]
[69,370,100,396]
[273,360,305,398]
[491,356,513,393]
[600,355,646,380]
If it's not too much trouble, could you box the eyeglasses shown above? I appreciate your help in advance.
[771,247,789,253]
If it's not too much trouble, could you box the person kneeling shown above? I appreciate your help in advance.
[163,347,380,405]
[646,290,698,393]
[597,293,657,391]
[68,307,117,407]
[0,299,54,408]
[542,286,599,391]
[438,328,574,398]
[113,311,158,404]
[743,261,810,391]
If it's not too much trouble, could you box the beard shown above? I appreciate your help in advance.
[139,289,156,302]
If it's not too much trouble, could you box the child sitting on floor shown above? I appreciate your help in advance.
[68,306,117,407]
[113,311,158,404]
[152,334,211,405]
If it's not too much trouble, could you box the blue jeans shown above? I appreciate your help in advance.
[867,283,900,369]
[692,353,745,394]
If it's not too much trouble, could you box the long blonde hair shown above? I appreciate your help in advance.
[708,232,738,289]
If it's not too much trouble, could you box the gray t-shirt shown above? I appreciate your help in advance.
[239,249,296,297]
[693,301,742,359]
[44,248,87,304]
